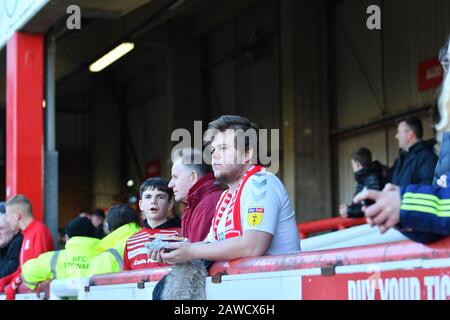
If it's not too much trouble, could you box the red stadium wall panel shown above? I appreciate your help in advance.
[6,32,44,221]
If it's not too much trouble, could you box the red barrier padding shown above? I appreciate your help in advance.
[17,281,50,299]
[87,237,450,287]
[209,237,450,275]
[89,266,172,287]
[297,217,367,239]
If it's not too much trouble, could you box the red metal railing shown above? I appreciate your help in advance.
[74,237,450,289]
[209,237,450,276]
[17,236,450,297]
[17,281,50,299]
[297,217,367,239]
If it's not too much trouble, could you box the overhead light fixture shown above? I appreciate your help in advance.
[89,42,135,72]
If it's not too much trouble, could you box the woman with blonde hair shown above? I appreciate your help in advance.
[433,35,450,187]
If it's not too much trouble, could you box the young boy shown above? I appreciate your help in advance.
[123,178,181,270]
[339,147,384,218]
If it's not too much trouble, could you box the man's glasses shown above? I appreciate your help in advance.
[442,58,449,73]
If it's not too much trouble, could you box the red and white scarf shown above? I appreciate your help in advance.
[212,165,264,240]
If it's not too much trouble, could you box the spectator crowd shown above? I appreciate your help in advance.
[0,34,449,300]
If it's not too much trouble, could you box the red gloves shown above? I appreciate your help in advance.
[4,276,22,300]
[4,283,16,300]
[0,278,7,293]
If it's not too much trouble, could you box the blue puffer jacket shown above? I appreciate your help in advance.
[390,139,438,187]
[398,184,450,243]
[433,132,450,186]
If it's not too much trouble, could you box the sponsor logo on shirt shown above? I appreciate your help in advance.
[132,258,158,266]
[247,207,264,226]
[24,240,30,251]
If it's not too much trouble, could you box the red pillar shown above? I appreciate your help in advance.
[6,32,44,222]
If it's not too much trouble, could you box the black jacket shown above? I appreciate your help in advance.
[433,132,450,186]
[347,161,384,218]
[143,218,181,229]
[0,232,23,278]
[390,139,438,187]
[94,226,106,239]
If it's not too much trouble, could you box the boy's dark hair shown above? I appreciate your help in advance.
[206,115,261,164]
[139,177,173,200]
[351,147,372,168]
[396,116,424,139]
[91,208,105,219]
[106,204,140,232]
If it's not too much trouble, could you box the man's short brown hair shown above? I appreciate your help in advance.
[396,116,424,139]
[5,195,33,217]
[205,115,261,164]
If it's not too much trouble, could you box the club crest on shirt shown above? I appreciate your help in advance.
[247,207,264,226]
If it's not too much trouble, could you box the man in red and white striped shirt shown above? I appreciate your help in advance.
[123,178,181,270]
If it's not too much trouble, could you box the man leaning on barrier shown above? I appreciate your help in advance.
[149,115,300,299]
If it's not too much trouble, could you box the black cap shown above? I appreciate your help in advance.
[65,217,96,238]
[0,202,5,214]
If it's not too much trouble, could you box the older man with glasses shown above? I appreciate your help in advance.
[0,203,23,279]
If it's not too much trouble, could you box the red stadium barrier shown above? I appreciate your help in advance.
[16,236,450,299]
[89,266,172,287]
[84,237,450,286]
[297,217,367,239]
[17,281,50,299]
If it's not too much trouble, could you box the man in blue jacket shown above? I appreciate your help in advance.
[390,117,437,186]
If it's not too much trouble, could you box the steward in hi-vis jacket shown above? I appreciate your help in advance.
[87,204,141,276]
[22,217,99,290]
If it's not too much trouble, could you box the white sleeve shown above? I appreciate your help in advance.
[203,191,227,243]
[240,174,281,235]
[204,223,215,243]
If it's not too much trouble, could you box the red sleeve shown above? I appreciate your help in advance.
[23,226,54,263]
[123,243,131,271]
[0,270,19,292]
[190,194,218,242]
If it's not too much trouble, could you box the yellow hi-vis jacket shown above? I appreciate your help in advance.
[87,223,141,276]
[21,237,100,290]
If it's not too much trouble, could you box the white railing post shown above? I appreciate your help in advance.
[49,278,89,300]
